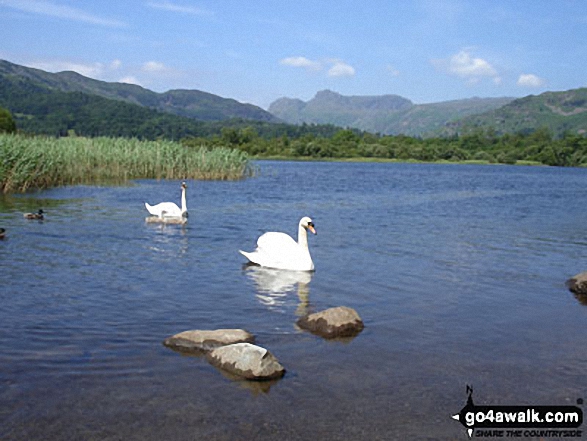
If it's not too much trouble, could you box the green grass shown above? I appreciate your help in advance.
[0,134,254,193]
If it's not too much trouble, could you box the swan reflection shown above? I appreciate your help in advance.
[145,221,188,258]
[243,265,313,315]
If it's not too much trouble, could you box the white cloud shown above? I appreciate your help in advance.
[433,50,500,84]
[448,50,497,78]
[280,56,356,78]
[327,60,355,77]
[141,61,167,72]
[517,73,545,87]
[0,0,126,27]
[280,56,322,71]
[146,1,212,16]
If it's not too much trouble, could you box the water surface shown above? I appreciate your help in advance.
[1,161,587,440]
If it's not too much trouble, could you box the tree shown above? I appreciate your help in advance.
[0,107,16,133]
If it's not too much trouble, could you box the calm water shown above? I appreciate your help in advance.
[1,161,587,440]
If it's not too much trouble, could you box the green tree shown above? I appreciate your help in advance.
[0,107,16,133]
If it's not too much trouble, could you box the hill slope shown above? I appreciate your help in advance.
[269,90,514,136]
[0,59,279,122]
[439,88,587,138]
[0,74,211,138]
[0,73,344,140]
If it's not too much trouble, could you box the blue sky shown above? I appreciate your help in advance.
[1,0,586,109]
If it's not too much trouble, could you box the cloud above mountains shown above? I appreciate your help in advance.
[280,57,322,71]
[280,56,355,78]
[432,50,501,85]
[432,49,546,90]
[517,74,545,87]
[327,60,355,77]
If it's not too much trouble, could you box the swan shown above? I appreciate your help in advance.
[24,209,44,220]
[239,217,316,271]
[145,182,188,218]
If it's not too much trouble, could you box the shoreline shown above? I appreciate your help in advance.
[252,155,551,167]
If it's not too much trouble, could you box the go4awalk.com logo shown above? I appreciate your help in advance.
[451,386,583,438]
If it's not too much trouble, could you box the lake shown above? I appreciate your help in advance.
[1,160,587,440]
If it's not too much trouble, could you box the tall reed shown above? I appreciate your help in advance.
[0,134,254,193]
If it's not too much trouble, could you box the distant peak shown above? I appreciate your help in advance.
[315,89,340,98]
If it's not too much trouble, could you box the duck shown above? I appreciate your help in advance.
[239,217,317,271]
[0,228,5,239]
[145,182,188,219]
[24,209,44,220]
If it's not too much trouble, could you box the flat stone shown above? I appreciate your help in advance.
[163,329,255,353]
[297,306,364,339]
[145,216,187,224]
[567,271,587,295]
[206,343,285,380]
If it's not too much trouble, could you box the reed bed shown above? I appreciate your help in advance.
[0,134,254,193]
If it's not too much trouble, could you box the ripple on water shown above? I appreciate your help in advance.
[2,163,587,440]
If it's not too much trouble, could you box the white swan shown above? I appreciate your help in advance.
[239,217,316,271]
[145,182,188,218]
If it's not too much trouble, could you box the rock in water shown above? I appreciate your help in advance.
[297,306,364,339]
[206,343,285,380]
[163,329,255,353]
[566,271,587,295]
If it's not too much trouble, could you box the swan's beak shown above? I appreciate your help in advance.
[308,224,316,235]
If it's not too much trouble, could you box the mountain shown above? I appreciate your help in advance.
[438,88,587,138]
[0,59,279,122]
[0,73,210,139]
[269,89,412,128]
[0,71,342,140]
[269,90,514,137]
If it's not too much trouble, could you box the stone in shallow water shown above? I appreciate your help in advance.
[296,306,364,339]
[566,271,587,296]
[206,343,285,381]
[163,329,255,353]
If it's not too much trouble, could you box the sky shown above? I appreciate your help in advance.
[0,0,586,110]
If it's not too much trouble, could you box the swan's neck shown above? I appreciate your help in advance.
[180,187,187,214]
[297,224,309,249]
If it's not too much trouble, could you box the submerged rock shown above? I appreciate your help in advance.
[297,306,364,339]
[566,271,587,296]
[206,343,285,380]
[163,329,255,353]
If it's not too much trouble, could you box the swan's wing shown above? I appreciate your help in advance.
[256,232,298,251]
[240,232,313,271]
[145,202,181,217]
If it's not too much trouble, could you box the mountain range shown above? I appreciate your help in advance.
[0,59,278,123]
[1,59,586,139]
[268,90,516,136]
